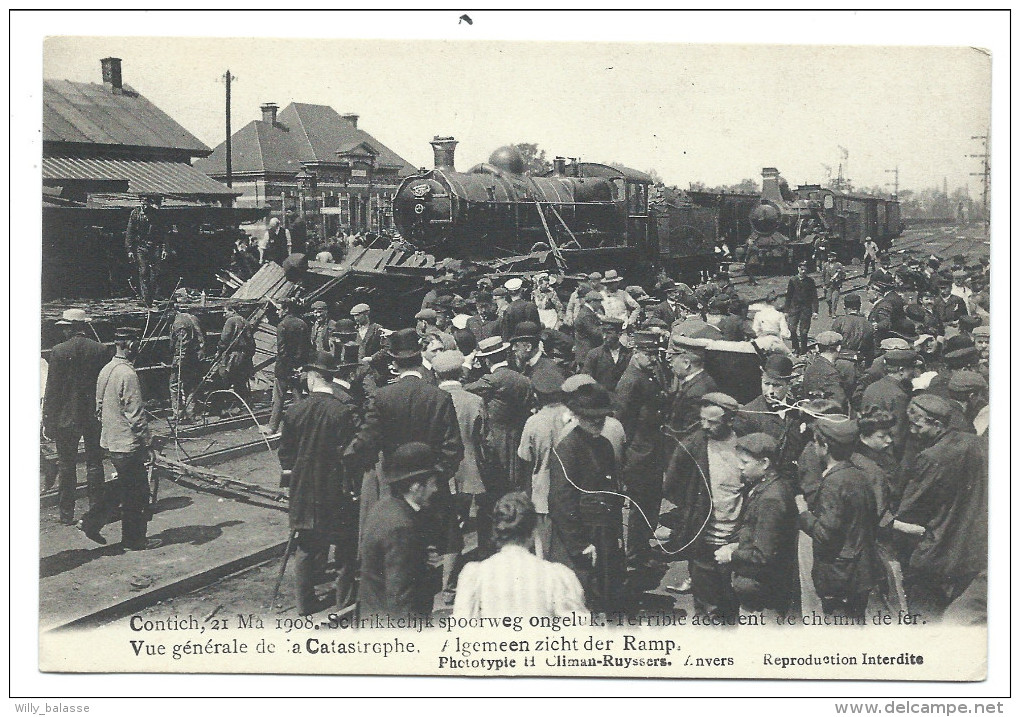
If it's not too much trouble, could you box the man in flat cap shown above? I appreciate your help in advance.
[862,237,879,276]
[582,315,632,394]
[715,433,799,619]
[359,442,443,619]
[972,325,990,378]
[308,300,334,354]
[44,309,113,524]
[572,290,606,369]
[802,331,848,409]
[831,293,875,367]
[796,417,881,620]
[868,271,912,342]
[168,289,206,424]
[614,331,672,567]
[81,327,161,550]
[278,350,358,615]
[947,370,989,437]
[499,277,541,342]
[893,394,988,620]
[264,298,310,436]
[821,254,847,316]
[784,260,819,355]
[861,349,917,459]
[215,300,256,414]
[125,194,168,306]
[660,392,744,620]
[465,336,533,494]
[666,344,718,435]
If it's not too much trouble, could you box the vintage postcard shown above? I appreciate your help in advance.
[17,10,1006,700]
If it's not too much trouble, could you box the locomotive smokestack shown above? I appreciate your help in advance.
[431,136,458,170]
[761,167,784,203]
[553,157,566,176]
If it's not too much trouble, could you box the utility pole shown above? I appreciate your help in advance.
[884,166,899,199]
[969,134,990,223]
[223,70,234,188]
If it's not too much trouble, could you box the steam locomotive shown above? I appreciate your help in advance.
[392,137,900,279]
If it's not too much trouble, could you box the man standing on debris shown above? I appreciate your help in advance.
[264,298,310,436]
[81,327,161,551]
[350,303,383,360]
[43,309,112,525]
[169,289,206,424]
[278,350,359,615]
[216,300,255,411]
[308,301,335,353]
[784,260,819,355]
[263,217,290,265]
[125,194,168,307]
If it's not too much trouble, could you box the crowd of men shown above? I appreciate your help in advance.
[258,253,990,624]
[46,244,991,626]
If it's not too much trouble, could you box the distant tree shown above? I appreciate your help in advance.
[646,168,664,183]
[513,143,553,175]
[719,178,760,194]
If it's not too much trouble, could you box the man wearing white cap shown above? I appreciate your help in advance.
[43,309,112,525]
[599,270,640,326]
[499,277,541,341]
[350,303,383,360]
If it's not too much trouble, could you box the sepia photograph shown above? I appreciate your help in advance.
[12,7,1009,710]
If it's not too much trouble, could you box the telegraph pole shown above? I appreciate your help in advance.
[224,70,234,188]
[969,134,990,223]
[884,166,899,199]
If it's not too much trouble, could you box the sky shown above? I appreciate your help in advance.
[40,18,992,196]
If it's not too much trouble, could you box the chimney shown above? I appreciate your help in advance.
[553,157,566,176]
[261,103,278,125]
[341,112,359,129]
[430,136,458,170]
[761,167,783,203]
[100,57,123,94]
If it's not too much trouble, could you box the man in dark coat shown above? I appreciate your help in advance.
[350,302,384,361]
[860,349,916,459]
[216,300,256,410]
[659,393,744,620]
[582,316,632,394]
[43,309,112,524]
[264,299,310,435]
[278,351,358,615]
[934,281,968,326]
[716,433,798,617]
[125,194,168,306]
[892,394,987,620]
[801,331,848,409]
[499,277,541,341]
[784,260,819,354]
[509,321,562,390]
[168,289,206,423]
[831,293,875,367]
[796,417,881,620]
[614,331,670,565]
[717,299,749,342]
[868,273,911,341]
[308,300,335,354]
[667,345,718,435]
[465,291,500,341]
[263,217,290,265]
[465,336,533,493]
[359,442,441,619]
[572,290,605,368]
[549,383,624,613]
[347,328,465,576]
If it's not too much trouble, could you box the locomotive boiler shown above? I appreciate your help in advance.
[393,137,658,276]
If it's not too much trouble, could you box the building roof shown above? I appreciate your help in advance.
[43,79,210,156]
[43,156,239,197]
[195,102,417,178]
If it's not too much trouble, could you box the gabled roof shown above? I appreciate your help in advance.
[43,79,210,156]
[195,102,416,178]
